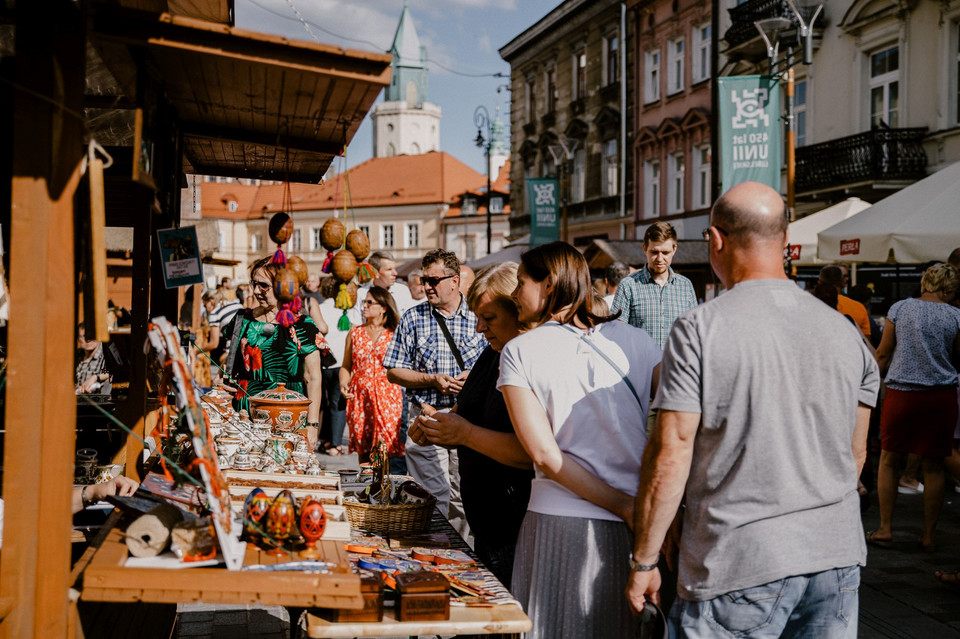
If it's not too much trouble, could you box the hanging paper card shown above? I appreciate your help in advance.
[157,226,204,289]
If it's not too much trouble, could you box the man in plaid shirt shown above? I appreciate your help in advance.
[385,249,486,535]
[611,221,698,348]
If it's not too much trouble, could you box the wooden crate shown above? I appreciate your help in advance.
[82,527,363,609]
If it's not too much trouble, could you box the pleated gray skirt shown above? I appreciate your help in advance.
[511,511,637,639]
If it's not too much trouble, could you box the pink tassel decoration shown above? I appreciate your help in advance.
[272,247,287,266]
[321,250,335,274]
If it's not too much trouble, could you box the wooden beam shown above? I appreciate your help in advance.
[182,122,343,156]
[1,2,86,637]
[189,163,325,185]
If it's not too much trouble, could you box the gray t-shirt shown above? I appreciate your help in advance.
[653,279,880,601]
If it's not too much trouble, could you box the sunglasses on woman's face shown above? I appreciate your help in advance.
[363,300,381,307]
[422,274,457,288]
[250,280,271,291]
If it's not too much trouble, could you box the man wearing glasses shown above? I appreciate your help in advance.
[384,249,487,538]
[611,221,698,349]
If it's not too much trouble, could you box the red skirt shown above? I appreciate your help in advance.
[880,387,959,457]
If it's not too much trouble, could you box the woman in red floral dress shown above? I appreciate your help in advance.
[339,286,404,461]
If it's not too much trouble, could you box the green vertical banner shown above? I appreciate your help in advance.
[718,75,781,193]
[526,178,560,247]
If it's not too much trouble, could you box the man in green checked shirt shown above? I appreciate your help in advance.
[611,221,698,349]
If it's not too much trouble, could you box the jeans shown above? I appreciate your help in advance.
[320,367,346,448]
[669,565,860,639]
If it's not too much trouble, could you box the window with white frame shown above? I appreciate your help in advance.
[358,224,370,240]
[405,222,420,249]
[795,79,807,147]
[545,66,557,113]
[644,49,660,103]
[692,145,711,209]
[602,139,619,197]
[668,37,685,95]
[311,227,323,251]
[869,45,899,128]
[291,229,302,253]
[462,197,477,215]
[571,148,586,203]
[381,224,395,249]
[604,32,619,86]
[525,77,536,124]
[693,24,711,83]
[668,152,685,213]
[644,160,660,218]
[250,233,263,251]
[573,50,587,100]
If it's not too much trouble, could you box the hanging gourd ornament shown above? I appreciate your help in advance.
[274,268,302,327]
[286,255,309,286]
[331,249,359,283]
[268,212,293,266]
[320,219,346,274]
[346,229,375,284]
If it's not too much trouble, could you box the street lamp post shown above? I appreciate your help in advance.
[473,106,493,255]
[755,0,825,222]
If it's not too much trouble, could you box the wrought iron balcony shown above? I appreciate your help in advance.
[724,0,820,48]
[795,128,928,193]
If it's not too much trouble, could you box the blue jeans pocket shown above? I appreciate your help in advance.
[704,580,787,635]
[836,565,860,625]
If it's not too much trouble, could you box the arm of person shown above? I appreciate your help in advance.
[73,475,139,514]
[303,350,322,451]
[417,411,532,469]
[339,334,354,399]
[502,385,633,522]
[307,298,329,335]
[875,319,896,375]
[387,368,463,394]
[610,279,634,324]
[625,409,700,614]
[852,403,871,477]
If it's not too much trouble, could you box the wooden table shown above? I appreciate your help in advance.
[305,510,531,638]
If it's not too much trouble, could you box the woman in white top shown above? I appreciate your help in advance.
[498,241,661,638]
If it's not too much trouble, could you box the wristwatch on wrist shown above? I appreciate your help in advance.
[628,554,659,572]
[305,421,320,428]
[81,485,92,509]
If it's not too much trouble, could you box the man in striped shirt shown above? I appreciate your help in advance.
[611,221,698,348]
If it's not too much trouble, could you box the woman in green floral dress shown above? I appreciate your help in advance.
[225,256,325,450]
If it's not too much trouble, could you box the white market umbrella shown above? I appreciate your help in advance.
[787,198,870,265]
[818,162,960,263]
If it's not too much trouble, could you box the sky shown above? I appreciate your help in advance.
[235,0,560,176]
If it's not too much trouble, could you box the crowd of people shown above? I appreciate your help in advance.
[173,182,960,637]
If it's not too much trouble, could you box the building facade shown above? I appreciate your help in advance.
[629,0,714,240]
[371,5,441,158]
[720,0,960,216]
[500,0,634,245]
[441,160,512,263]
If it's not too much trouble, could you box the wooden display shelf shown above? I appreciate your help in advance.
[82,527,363,609]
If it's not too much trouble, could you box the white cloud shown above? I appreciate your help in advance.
[476,34,492,53]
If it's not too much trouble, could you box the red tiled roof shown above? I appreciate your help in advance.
[200,152,488,219]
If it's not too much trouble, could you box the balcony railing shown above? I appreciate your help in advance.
[724,0,816,48]
[795,128,928,193]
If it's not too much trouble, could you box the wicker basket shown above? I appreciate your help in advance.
[343,497,437,537]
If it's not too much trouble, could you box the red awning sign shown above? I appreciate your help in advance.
[785,245,801,261]
[839,238,861,256]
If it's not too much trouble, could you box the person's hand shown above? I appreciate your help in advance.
[418,411,471,448]
[305,426,319,452]
[433,374,464,395]
[340,384,354,400]
[625,567,662,616]
[408,418,427,446]
[88,475,139,502]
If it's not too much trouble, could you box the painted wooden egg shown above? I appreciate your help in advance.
[273,268,299,302]
[320,218,346,251]
[298,497,327,544]
[331,249,358,283]
[242,488,271,539]
[345,229,370,261]
[268,212,294,244]
[286,255,309,286]
[265,489,297,542]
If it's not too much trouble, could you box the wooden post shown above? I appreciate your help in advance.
[1,2,86,637]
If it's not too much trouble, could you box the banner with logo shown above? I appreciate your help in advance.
[526,178,560,247]
[718,75,781,193]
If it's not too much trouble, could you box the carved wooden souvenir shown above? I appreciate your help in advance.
[242,487,271,542]
[298,497,327,559]
[268,212,294,244]
[331,249,358,283]
[264,489,297,556]
[345,229,370,261]
[320,218,346,250]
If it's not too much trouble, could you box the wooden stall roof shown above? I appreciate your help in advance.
[583,239,709,269]
[89,8,392,183]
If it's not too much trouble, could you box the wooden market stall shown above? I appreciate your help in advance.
[0,1,391,636]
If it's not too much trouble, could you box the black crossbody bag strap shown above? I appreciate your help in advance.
[431,308,466,371]
[560,324,643,408]
[222,312,247,379]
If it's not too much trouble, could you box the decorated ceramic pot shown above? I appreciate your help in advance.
[396,480,432,505]
[242,488,271,541]
[265,436,292,466]
[249,384,310,434]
